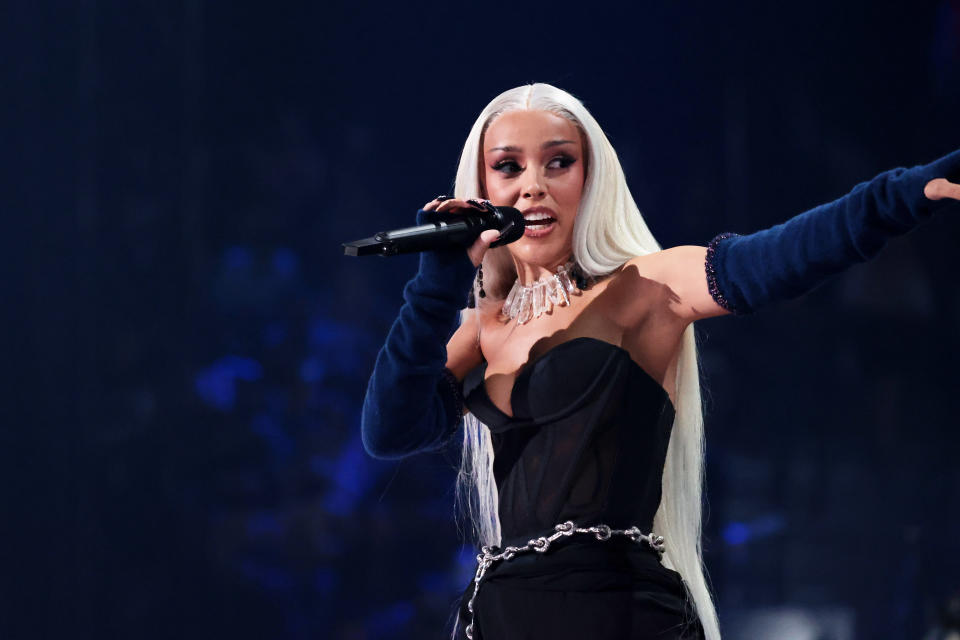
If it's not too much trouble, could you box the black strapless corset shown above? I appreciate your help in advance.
[457,339,706,639]
[462,336,676,541]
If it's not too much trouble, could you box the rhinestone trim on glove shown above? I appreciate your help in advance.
[705,232,749,316]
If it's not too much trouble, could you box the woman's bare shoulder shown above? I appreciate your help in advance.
[622,246,730,323]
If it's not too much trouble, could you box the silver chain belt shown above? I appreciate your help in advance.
[463,519,666,640]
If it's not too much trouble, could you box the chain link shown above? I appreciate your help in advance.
[463,520,665,639]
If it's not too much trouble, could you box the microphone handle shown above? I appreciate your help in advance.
[374,218,485,256]
[342,217,485,257]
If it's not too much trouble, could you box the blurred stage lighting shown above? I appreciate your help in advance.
[722,606,854,640]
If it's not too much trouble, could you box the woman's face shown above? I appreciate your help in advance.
[482,109,586,264]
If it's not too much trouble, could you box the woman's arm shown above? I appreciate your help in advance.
[360,209,478,460]
[653,149,960,324]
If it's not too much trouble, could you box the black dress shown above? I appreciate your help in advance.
[455,337,705,640]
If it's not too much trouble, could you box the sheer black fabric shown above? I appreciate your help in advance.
[456,337,705,639]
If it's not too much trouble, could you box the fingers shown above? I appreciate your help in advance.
[422,195,453,211]
[420,195,500,267]
[422,195,493,212]
[466,228,501,267]
[479,228,501,243]
[924,178,960,201]
[436,198,489,213]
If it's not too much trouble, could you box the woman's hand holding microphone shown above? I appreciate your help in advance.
[422,196,502,267]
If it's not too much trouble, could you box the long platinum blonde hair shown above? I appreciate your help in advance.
[449,83,720,640]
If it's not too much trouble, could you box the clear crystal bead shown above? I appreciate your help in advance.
[516,287,532,324]
[547,274,570,306]
[504,281,522,318]
[533,282,547,317]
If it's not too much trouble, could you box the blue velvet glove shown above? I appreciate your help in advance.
[705,149,960,315]
[361,209,479,459]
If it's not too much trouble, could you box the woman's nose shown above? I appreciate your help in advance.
[522,179,546,199]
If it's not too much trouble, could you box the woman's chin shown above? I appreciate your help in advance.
[511,239,572,266]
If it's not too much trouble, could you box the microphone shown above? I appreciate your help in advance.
[342,205,526,257]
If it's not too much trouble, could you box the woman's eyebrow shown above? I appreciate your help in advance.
[487,139,577,153]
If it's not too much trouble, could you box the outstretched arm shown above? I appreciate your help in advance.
[655,149,960,324]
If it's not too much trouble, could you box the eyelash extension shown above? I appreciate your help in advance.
[492,156,576,174]
[492,160,522,173]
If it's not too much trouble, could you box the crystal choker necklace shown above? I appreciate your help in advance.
[501,261,592,325]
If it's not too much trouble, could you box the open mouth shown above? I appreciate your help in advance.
[524,217,556,227]
[521,207,559,238]
[523,219,557,237]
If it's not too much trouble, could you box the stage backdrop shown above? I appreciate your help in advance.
[5,1,960,639]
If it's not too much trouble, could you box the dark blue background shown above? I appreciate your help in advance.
[5,1,960,638]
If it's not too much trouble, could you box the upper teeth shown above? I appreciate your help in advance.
[524,212,553,221]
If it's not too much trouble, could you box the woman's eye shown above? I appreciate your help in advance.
[492,160,522,175]
[547,155,576,170]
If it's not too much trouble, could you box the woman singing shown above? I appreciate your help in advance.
[359,83,960,639]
